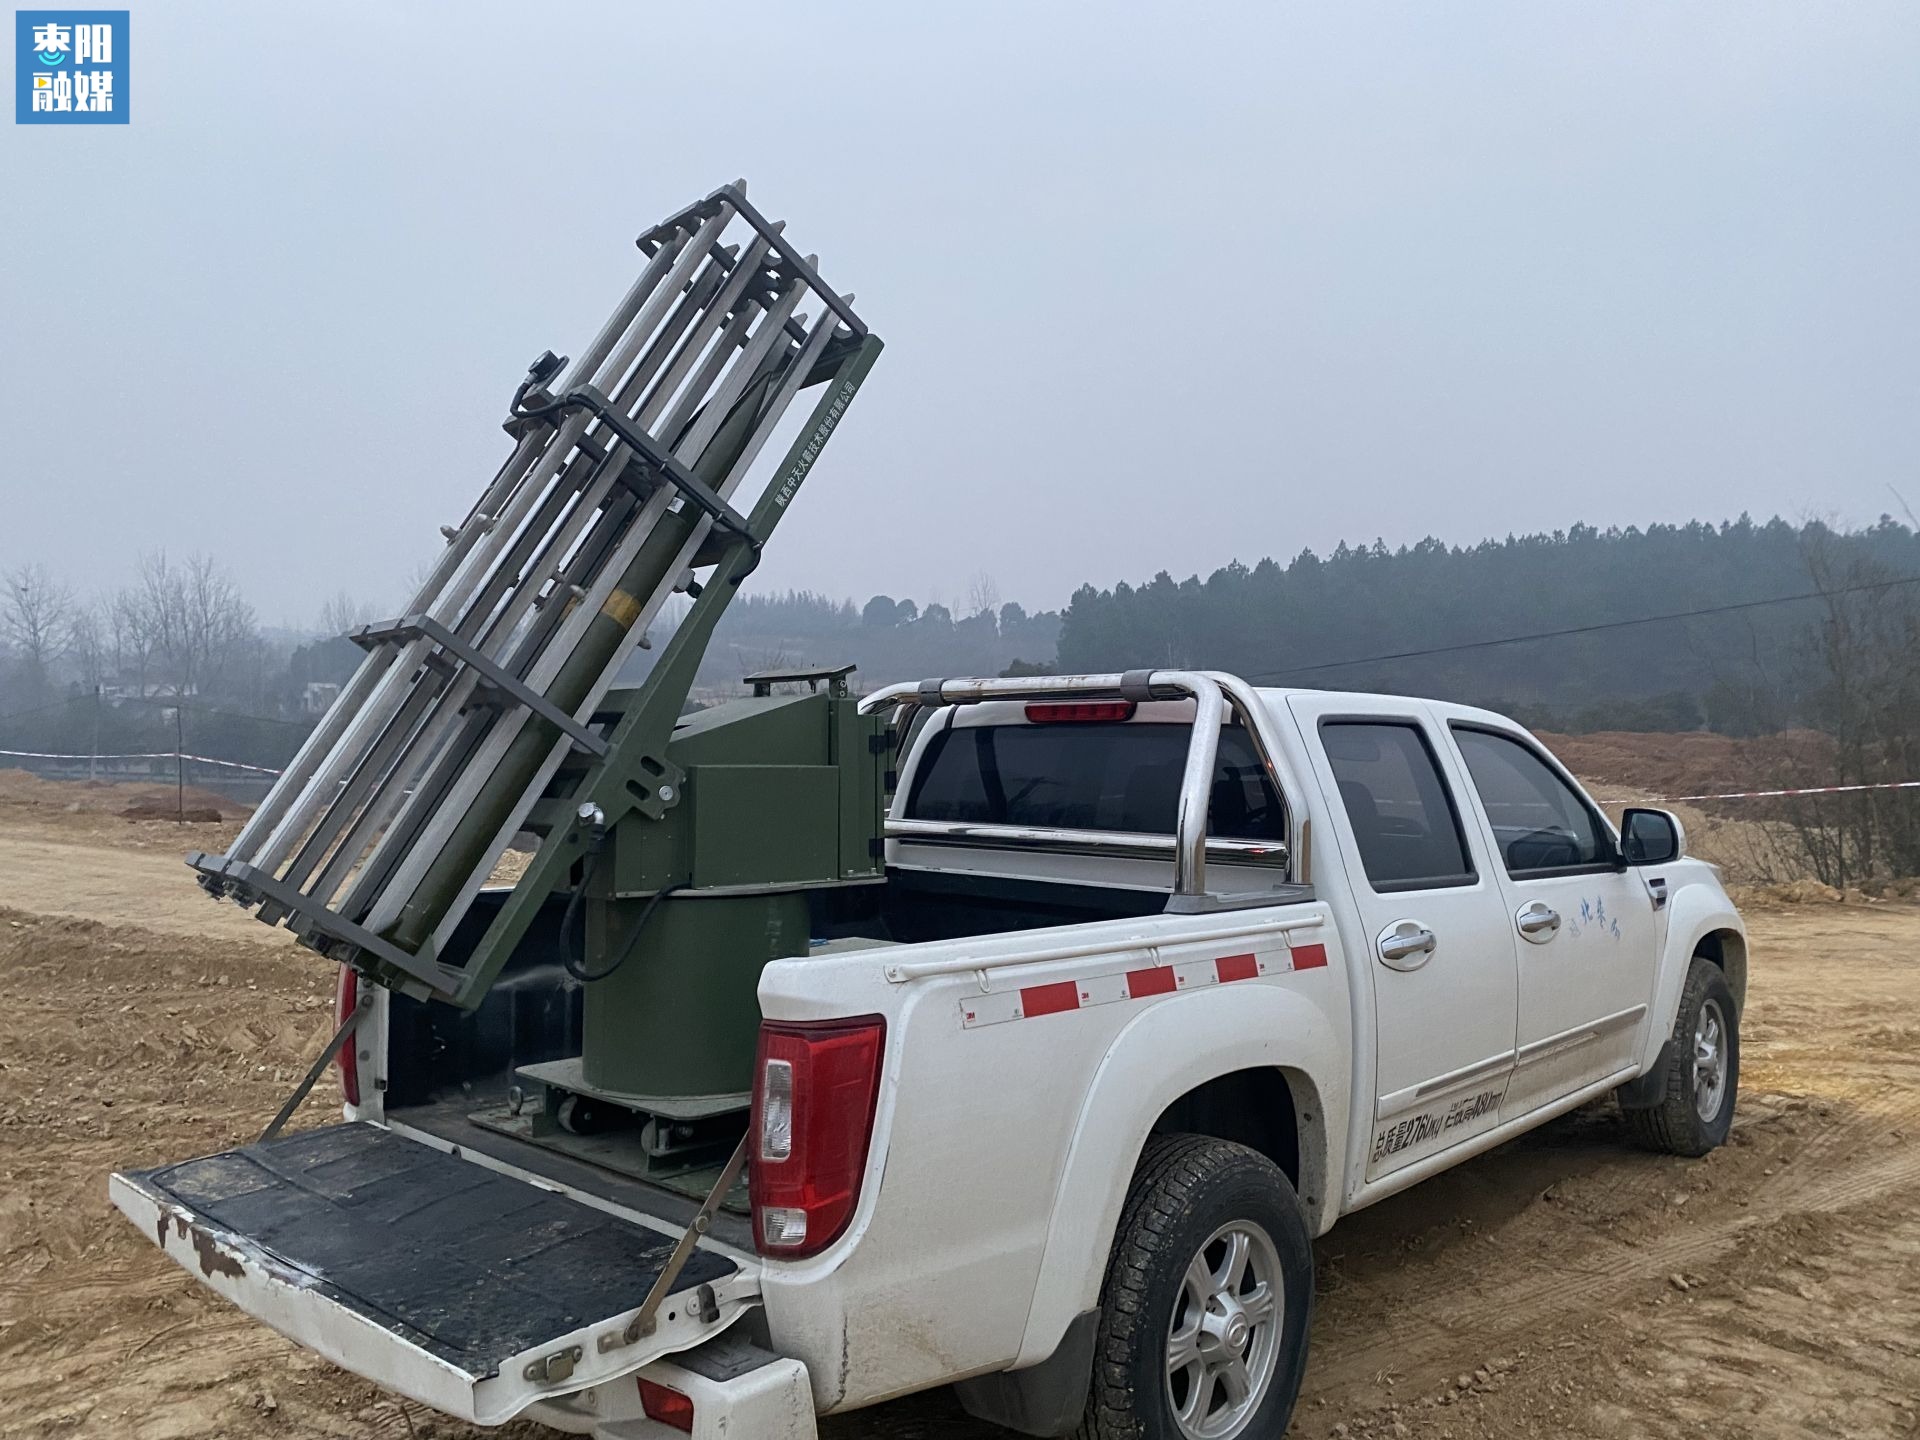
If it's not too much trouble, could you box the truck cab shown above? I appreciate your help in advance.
[114,669,1745,1440]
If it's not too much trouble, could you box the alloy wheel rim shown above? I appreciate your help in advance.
[1165,1220,1284,1439]
[1693,996,1729,1122]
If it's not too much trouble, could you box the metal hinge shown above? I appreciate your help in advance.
[596,1139,746,1356]
[524,1344,583,1385]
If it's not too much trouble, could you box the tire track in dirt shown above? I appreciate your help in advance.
[1306,1122,1920,1401]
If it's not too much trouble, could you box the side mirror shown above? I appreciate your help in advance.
[1621,807,1684,866]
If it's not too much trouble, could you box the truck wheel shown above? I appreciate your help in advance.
[1078,1136,1312,1440]
[1624,955,1740,1157]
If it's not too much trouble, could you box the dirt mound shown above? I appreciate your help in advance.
[1729,876,1920,909]
[0,768,249,819]
[117,802,223,821]
[119,801,225,822]
[0,770,249,856]
[1538,728,1833,801]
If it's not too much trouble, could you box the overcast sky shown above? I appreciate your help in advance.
[3,2,1918,626]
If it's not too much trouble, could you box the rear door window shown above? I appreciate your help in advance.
[1320,721,1475,891]
[905,722,1286,842]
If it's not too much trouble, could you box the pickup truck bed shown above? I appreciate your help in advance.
[113,1124,740,1416]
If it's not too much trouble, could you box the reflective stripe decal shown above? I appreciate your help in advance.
[1216,952,1259,983]
[1021,980,1081,1018]
[960,938,1327,1029]
[1127,966,1178,998]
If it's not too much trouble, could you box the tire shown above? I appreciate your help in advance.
[1623,955,1740,1157]
[1077,1135,1313,1440]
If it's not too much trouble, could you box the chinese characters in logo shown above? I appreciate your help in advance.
[16,10,127,124]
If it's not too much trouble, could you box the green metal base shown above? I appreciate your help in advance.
[582,890,811,1099]
[516,1058,748,1121]
[465,1101,749,1211]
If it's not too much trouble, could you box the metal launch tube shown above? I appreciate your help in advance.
[383,377,772,953]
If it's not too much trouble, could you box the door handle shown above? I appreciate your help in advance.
[1377,921,1437,970]
[1516,901,1561,943]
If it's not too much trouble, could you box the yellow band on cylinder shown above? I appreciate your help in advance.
[600,589,642,628]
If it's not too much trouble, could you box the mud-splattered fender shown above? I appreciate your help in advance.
[1635,866,1746,1075]
[1010,979,1347,1369]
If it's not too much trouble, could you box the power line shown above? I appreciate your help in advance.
[1240,573,1920,683]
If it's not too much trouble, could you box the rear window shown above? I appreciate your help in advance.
[905,722,1286,842]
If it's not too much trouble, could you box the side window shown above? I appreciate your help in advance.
[1452,727,1608,875]
[1321,721,1474,892]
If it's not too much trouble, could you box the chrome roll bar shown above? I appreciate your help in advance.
[859,670,1245,904]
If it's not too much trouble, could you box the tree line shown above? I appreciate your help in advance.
[688,582,1063,692]
[0,553,310,774]
[1053,514,1920,885]
[6,515,1919,883]
[0,551,1063,776]
[1056,515,1920,732]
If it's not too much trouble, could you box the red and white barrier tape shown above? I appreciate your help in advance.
[1602,779,1920,804]
[0,748,282,775]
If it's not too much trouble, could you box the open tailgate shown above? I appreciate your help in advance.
[110,1122,758,1425]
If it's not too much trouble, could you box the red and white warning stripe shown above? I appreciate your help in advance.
[960,941,1329,1029]
[0,747,282,774]
[1603,778,1920,804]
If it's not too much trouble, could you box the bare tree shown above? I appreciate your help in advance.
[1763,529,1920,886]
[135,551,260,698]
[1,562,74,692]
[67,603,108,691]
[965,571,1002,621]
[318,590,379,638]
[108,585,158,694]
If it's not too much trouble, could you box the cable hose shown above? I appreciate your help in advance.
[561,847,688,983]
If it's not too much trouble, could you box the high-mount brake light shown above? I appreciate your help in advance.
[750,1016,885,1258]
[637,1376,695,1432]
[1024,700,1137,724]
[334,965,360,1107]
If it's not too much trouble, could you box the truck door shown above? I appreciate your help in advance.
[1288,698,1520,1183]
[1444,723,1663,1118]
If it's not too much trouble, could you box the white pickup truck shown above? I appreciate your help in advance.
[113,670,1745,1440]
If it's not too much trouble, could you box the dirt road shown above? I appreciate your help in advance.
[1,788,1916,1439]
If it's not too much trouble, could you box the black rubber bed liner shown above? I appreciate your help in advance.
[122,1122,737,1378]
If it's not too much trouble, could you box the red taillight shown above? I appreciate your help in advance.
[637,1377,694,1432]
[334,965,361,1107]
[1024,700,1136,723]
[749,1016,885,1259]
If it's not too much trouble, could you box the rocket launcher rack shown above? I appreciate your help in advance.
[190,182,881,1007]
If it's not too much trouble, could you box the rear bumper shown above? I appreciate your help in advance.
[528,1335,817,1438]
